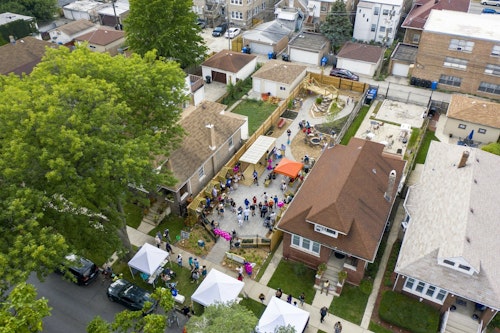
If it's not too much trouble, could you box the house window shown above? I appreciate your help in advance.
[230,0,242,4]
[231,11,243,20]
[439,75,461,87]
[383,9,389,15]
[478,128,486,134]
[412,34,420,44]
[228,137,234,148]
[491,45,500,56]
[416,281,425,293]
[198,166,205,179]
[405,278,415,289]
[444,57,467,70]
[485,64,500,76]
[478,82,500,95]
[291,234,320,255]
[403,277,448,304]
[436,289,447,301]
[458,264,470,271]
[314,224,338,238]
[379,26,386,33]
[458,124,466,129]
[426,286,436,297]
[374,7,379,15]
[321,6,326,11]
[449,39,474,52]
[371,24,376,32]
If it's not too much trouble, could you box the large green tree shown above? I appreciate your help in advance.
[320,0,353,53]
[0,45,186,283]
[185,302,258,333]
[0,0,58,21]
[125,0,208,68]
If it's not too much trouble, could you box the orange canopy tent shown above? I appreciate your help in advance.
[273,158,304,178]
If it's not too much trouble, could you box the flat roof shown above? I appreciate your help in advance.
[424,10,500,41]
[391,43,418,62]
[64,0,104,12]
[0,12,34,25]
[288,32,328,51]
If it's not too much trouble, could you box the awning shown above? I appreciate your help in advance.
[274,158,303,178]
[239,135,276,165]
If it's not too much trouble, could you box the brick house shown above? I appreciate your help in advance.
[277,138,405,285]
[411,10,500,98]
[395,142,499,332]
[192,0,276,27]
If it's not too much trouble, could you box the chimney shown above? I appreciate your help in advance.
[384,170,397,202]
[206,124,216,151]
[457,151,469,168]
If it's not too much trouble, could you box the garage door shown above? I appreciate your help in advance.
[249,42,273,55]
[211,71,227,84]
[290,48,318,65]
[264,81,276,96]
[392,63,409,77]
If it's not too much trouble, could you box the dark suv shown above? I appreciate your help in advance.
[58,254,99,286]
[329,68,359,81]
[212,23,228,37]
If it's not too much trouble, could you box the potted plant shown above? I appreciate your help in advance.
[315,263,327,285]
[336,271,348,294]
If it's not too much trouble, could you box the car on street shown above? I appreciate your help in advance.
[107,279,157,314]
[481,7,498,12]
[196,18,207,29]
[212,23,228,37]
[481,0,500,5]
[57,254,99,286]
[329,68,359,81]
[225,27,241,39]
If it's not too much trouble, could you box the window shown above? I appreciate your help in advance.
[403,277,448,304]
[439,75,461,87]
[279,86,286,90]
[291,235,320,255]
[444,57,467,70]
[449,39,474,52]
[412,34,420,44]
[231,11,243,19]
[371,24,376,32]
[321,6,326,11]
[485,64,500,76]
[228,137,233,147]
[458,124,466,129]
[230,0,242,4]
[426,286,436,297]
[416,282,425,293]
[491,45,500,56]
[458,264,471,271]
[478,128,486,134]
[374,7,379,15]
[314,224,338,238]
[198,166,205,179]
[383,9,389,15]
[405,278,415,289]
[379,26,386,33]
[478,82,500,95]
[436,289,447,301]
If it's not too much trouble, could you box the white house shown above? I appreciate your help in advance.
[48,19,95,45]
[252,60,307,99]
[353,0,403,45]
[287,32,330,66]
[242,20,292,55]
[201,50,257,85]
[336,42,384,76]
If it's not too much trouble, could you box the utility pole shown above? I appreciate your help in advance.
[112,0,121,30]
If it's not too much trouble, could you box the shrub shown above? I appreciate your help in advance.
[316,97,323,104]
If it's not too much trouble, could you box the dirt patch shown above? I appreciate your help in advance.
[221,247,270,279]
[175,224,215,258]
[289,130,327,162]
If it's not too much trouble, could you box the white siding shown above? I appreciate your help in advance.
[289,48,320,65]
[337,58,375,76]
[249,42,273,55]
[392,62,409,77]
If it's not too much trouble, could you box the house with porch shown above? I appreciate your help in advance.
[277,138,405,285]
[394,141,499,332]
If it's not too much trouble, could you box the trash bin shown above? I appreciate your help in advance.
[197,240,205,247]
[321,56,328,67]
[205,76,211,84]
[268,51,273,59]
[431,81,438,90]
[282,53,289,62]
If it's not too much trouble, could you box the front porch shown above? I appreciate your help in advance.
[441,298,483,333]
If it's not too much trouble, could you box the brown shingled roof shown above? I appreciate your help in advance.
[401,0,469,30]
[277,138,406,261]
[75,28,125,46]
[337,42,384,64]
[446,94,500,128]
[57,19,95,36]
[0,37,57,75]
[202,50,257,73]
[252,60,307,85]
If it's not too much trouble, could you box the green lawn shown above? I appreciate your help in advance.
[124,202,144,229]
[221,77,253,107]
[231,99,277,135]
[415,130,440,164]
[331,280,372,324]
[369,322,394,333]
[240,298,266,318]
[340,105,370,145]
[267,260,316,305]
[147,214,187,245]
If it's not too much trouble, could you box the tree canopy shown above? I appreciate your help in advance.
[0,0,58,21]
[125,0,208,68]
[0,46,186,298]
[320,0,353,53]
[185,302,258,333]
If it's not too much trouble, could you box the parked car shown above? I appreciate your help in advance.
[212,23,228,37]
[57,254,99,286]
[196,18,207,29]
[225,27,241,39]
[107,279,157,314]
[481,7,498,13]
[481,0,500,5]
[329,68,359,81]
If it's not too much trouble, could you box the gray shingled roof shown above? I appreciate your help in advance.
[337,42,384,64]
[252,60,307,85]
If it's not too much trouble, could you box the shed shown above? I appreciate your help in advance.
[287,32,330,65]
[63,0,106,21]
[201,50,257,84]
[336,42,384,77]
[239,135,276,165]
[252,60,307,99]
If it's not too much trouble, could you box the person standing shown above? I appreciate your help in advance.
[243,207,250,221]
[275,288,283,299]
[286,294,292,304]
[165,241,174,254]
[154,235,161,248]
[193,258,200,270]
[259,293,265,303]
[320,306,328,323]
[334,321,343,333]
[253,170,258,185]
[299,292,305,306]
[188,257,194,270]
[321,280,330,295]
[177,254,183,267]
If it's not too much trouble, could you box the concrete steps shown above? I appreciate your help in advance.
[444,311,480,333]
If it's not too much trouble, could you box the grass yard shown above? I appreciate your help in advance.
[331,280,372,324]
[231,99,277,136]
[240,297,266,318]
[148,214,187,245]
[415,130,440,165]
[340,105,370,145]
[267,260,316,305]
[221,77,253,107]
[124,202,144,229]
[369,322,394,333]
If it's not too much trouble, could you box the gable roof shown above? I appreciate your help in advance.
[252,60,307,85]
[57,19,95,36]
[277,138,405,261]
[0,37,57,75]
[202,50,257,73]
[165,101,246,190]
[446,94,500,129]
[75,28,125,45]
[337,42,384,64]
[401,0,469,30]
[396,142,500,309]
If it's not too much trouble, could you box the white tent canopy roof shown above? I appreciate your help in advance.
[191,269,244,306]
[128,243,169,276]
[256,297,310,333]
[239,135,276,164]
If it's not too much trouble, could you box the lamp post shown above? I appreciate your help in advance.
[112,0,121,30]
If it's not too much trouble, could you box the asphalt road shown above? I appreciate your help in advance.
[28,273,188,333]
[469,0,498,13]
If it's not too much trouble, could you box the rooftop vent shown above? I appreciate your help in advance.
[457,151,469,168]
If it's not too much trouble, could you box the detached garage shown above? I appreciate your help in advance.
[252,60,307,99]
[336,42,384,77]
[287,32,330,66]
[201,50,257,85]
[389,43,418,77]
[242,20,292,55]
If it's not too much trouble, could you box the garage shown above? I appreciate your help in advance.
[392,62,410,77]
[264,81,276,96]
[290,48,319,65]
[287,32,330,66]
[249,42,273,55]
[211,71,227,84]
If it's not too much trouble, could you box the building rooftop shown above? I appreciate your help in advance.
[288,32,329,51]
[424,10,500,41]
[56,19,95,36]
[63,0,105,12]
[357,0,404,7]
[202,50,257,73]
[0,12,34,25]
[0,37,57,75]
[401,0,469,30]
[252,60,307,85]
[337,42,384,64]
[391,43,418,62]
[75,27,125,45]
[446,94,500,129]
[243,20,292,44]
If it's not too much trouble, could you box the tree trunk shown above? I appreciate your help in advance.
[116,197,133,261]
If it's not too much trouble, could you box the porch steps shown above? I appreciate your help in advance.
[444,311,480,333]
[141,200,165,227]
[314,255,343,293]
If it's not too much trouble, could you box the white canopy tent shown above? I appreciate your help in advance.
[128,243,169,277]
[191,269,244,306]
[239,135,276,164]
[256,297,310,333]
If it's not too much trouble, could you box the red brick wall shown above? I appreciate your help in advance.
[282,233,329,270]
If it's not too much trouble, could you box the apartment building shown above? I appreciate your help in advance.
[193,0,276,27]
[411,10,500,98]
